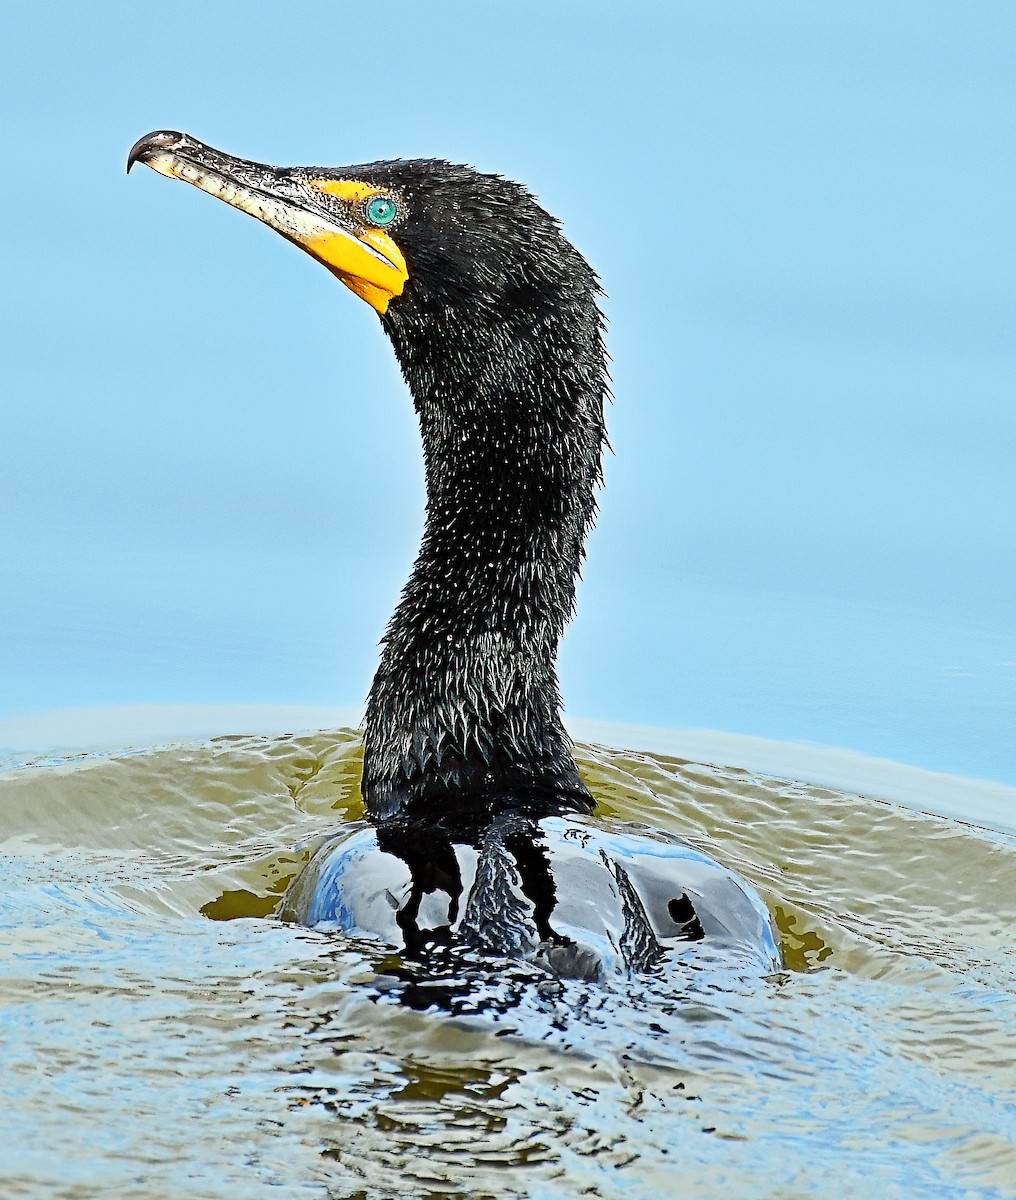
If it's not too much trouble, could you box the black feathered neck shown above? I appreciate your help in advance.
[351,161,608,823]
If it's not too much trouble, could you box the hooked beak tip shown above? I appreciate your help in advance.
[127,129,185,175]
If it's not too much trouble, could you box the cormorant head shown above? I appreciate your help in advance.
[127,131,593,327]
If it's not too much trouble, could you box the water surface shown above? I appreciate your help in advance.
[1,721,1014,1198]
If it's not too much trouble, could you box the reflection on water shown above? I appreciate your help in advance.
[1,723,1014,1198]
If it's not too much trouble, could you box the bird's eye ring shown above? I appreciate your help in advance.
[363,194,400,228]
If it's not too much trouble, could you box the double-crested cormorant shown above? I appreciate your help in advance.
[128,131,779,980]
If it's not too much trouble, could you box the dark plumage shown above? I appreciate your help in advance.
[129,134,781,981]
[350,160,608,822]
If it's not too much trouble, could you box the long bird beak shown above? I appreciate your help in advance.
[127,130,408,313]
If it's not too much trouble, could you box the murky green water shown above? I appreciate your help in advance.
[1,726,1014,1198]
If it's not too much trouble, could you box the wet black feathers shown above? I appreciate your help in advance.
[340,160,608,824]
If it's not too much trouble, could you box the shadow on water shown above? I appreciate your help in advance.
[1,726,1015,1198]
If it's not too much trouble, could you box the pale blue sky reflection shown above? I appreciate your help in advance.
[1,1,1013,783]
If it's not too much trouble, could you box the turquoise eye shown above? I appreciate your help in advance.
[365,195,399,226]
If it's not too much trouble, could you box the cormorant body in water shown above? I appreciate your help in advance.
[128,132,780,980]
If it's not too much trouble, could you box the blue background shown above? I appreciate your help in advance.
[2,2,1014,783]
